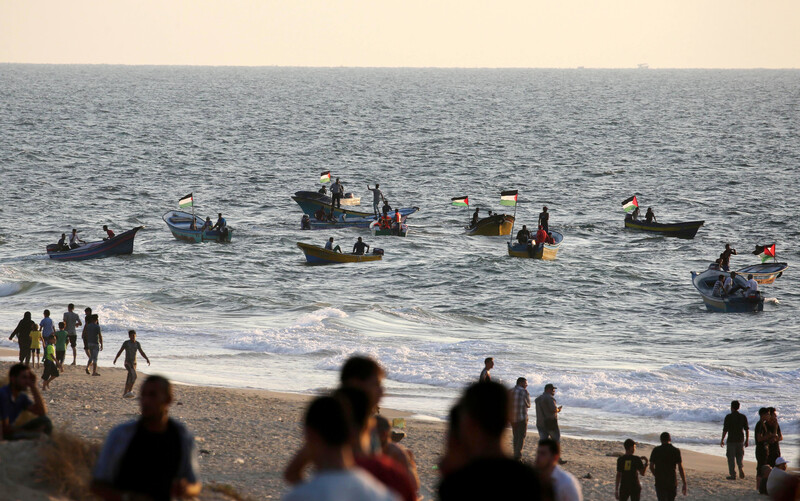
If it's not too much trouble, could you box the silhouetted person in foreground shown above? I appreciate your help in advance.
[92,375,201,501]
[649,432,687,501]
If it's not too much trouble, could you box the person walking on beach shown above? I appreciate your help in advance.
[84,314,103,376]
[29,322,43,368]
[765,407,782,467]
[54,322,69,372]
[82,307,93,360]
[479,357,493,382]
[438,382,546,500]
[0,363,53,439]
[368,184,384,217]
[616,439,647,501]
[754,407,770,490]
[113,330,151,398]
[510,377,530,460]
[92,375,202,501]
[535,383,563,444]
[63,303,82,365]
[39,309,56,344]
[41,334,59,390]
[536,438,583,501]
[720,400,749,480]
[9,311,35,364]
[283,396,399,501]
[649,432,687,501]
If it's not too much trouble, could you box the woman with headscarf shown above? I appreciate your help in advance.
[9,311,36,364]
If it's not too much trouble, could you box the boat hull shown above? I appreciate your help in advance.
[691,270,764,313]
[507,231,563,260]
[466,215,515,236]
[292,192,419,220]
[297,242,383,265]
[735,263,788,285]
[162,211,232,243]
[624,216,704,239]
[46,227,143,261]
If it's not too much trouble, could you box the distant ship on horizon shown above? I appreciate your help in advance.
[637,63,650,69]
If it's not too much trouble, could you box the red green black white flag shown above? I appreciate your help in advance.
[179,193,193,208]
[759,244,776,263]
[320,171,331,183]
[500,190,518,207]
[621,195,638,213]
[451,196,469,206]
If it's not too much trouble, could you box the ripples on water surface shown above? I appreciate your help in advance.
[1,65,798,456]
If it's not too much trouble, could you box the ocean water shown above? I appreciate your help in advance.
[1,65,798,458]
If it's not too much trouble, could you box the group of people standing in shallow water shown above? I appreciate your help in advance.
[8,304,150,397]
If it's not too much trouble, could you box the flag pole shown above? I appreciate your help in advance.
[508,193,518,244]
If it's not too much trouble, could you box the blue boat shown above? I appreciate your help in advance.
[162,210,233,243]
[46,227,143,261]
[292,191,419,221]
[691,269,764,313]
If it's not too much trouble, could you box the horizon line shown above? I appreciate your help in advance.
[2,62,799,71]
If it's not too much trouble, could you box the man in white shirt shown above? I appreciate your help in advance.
[766,457,796,498]
[745,274,759,298]
[536,439,583,501]
[283,396,399,501]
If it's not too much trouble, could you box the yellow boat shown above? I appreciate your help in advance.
[466,214,515,236]
[297,242,383,265]
[507,231,563,260]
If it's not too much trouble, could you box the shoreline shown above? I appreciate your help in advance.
[0,357,768,500]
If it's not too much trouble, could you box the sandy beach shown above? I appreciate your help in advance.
[0,353,772,501]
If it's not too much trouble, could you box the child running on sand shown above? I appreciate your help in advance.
[113,330,150,398]
[54,322,69,372]
[30,324,43,368]
[42,334,59,390]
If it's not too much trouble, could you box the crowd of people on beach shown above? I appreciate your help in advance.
[8,305,150,396]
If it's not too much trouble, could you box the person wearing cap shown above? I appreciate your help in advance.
[538,206,549,234]
[616,439,647,501]
[649,432,687,501]
[766,457,793,498]
[534,383,563,446]
[720,400,749,480]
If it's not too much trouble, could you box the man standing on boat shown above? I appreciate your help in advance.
[367,184,384,217]
[330,178,344,210]
[538,207,550,234]
[719,244,737,272]
[471,208,480,228]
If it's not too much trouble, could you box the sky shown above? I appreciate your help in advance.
[1,0,798,68]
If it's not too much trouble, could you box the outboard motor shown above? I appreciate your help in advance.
[372,248,384,256]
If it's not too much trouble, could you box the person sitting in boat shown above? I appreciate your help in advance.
[708,259,722,271]
[200,217,213,231]
[324,237,341,253]
[719,243,737,272]
[471,208,480,228]
[538,206,550,233]
[56,233,69,251]
[211,213,226,230]
[534,225,548,245]
[645,207,657,223]
[69,229,85,249]
[326,211,338,222]
[382,200,392,217]
[102,225,115,240]
[516,225,531,244]
[546,234,556,245]
[630,206,640,221]
[353,237,370,255]
[712,275,725,297]
[723,271,745,296]
[301,215,311,230]
[745,274,759,299]
[318,185,328,195]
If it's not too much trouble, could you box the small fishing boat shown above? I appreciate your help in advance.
[466,214,515,236]
[292,191,419,220]
[340,193,361,206]
[735,262,789,285]
[369,220,408,237]
[162,210,233,243]
[297,242,383,265]
[690,269,764,313]
[46,227,144,261]
[507,231,563,260]
[624,215,704,239]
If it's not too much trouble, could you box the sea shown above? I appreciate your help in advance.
[1,64,798,459]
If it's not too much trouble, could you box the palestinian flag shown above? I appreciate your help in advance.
[755,243,776,263]
[451,196,469,207]
[621,195,638,213]
[500,190,518,207]
[320,171,331,183]
[179,193,193,208]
